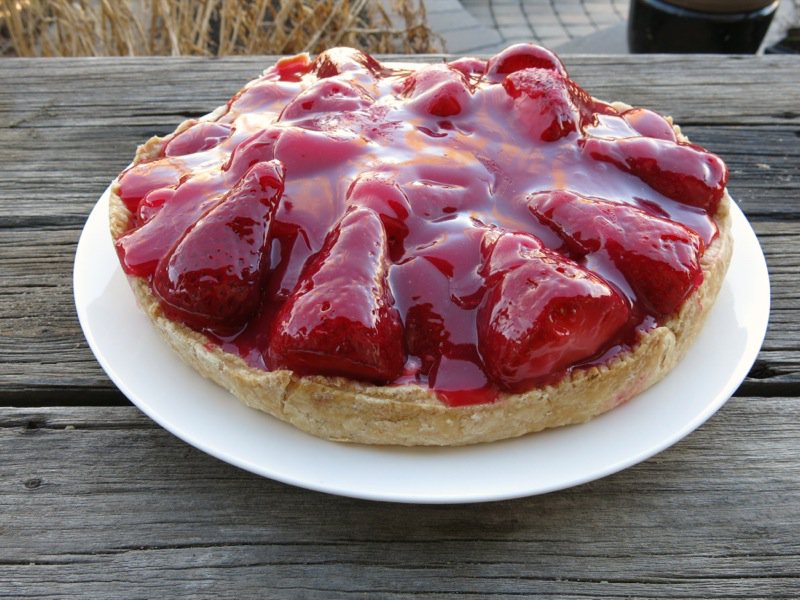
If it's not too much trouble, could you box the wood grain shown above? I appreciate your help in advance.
[0,401,798,599]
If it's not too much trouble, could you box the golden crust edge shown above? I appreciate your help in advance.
[108,111,733,447]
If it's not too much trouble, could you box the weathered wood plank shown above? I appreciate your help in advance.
[0,401,798,599]
[1,55,798,124]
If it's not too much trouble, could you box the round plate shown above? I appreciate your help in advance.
[74,188,769,503]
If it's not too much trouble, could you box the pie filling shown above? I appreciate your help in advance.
[114,44,728,407]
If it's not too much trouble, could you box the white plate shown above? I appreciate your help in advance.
[74,188,769,503]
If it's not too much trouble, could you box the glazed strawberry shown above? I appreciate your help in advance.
[502,67,594,142]
[400,64,473,117]
[273,127,367,176]
[346,176,412,262]
[136,188,174,225]
[272,53,313,82]
[116,176,228,277]
[528,190,705,316]
[116,163,184,212]
[477,232,630,390]
[225,79,299,118]
[268,207,405,383]
[448,56,487,78]
[621,108,677,142]
[152,161,284,331]
[486,43,567,80]
[224,126,365,181]
[581,136,728,212]
[279,78,373,121]
[163,121,233,157]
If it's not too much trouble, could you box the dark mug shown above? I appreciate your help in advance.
[628,0,780,53]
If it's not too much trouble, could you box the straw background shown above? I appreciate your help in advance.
[0,0,442,57]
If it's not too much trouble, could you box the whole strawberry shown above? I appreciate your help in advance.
[478,232,630,390]
[268,207,406,383]
[529,190,705,317]
[152,161,284,331]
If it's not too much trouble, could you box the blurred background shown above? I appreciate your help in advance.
[1,0,797,57]
[0,0,442,57]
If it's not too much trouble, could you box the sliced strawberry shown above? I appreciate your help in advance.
[152,161,285,331]
[136,188,175,225]
[502,68,595,142]
[163,121,233,157]
[486,43,567,81]
[477,232,630,391]
[116,176,228,277]
[314,47,383,79]
[528,190,705,316]
[279,77,373,121]
[273,126,366,177]
[224,125,364,180]
[581,136,728,213]
[400,64,473,117]
[226,80,298,116]
[268,207,405,383]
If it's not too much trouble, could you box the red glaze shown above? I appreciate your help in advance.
[390,226,491,400]
[114,46,727,404]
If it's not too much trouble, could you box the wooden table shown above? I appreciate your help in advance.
[1,55,798,598]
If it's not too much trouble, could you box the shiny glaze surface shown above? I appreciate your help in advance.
[115,45,727,405]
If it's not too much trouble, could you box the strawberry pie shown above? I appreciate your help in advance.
[109,45,732,445]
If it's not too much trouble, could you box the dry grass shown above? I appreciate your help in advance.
[0,0,443,57]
